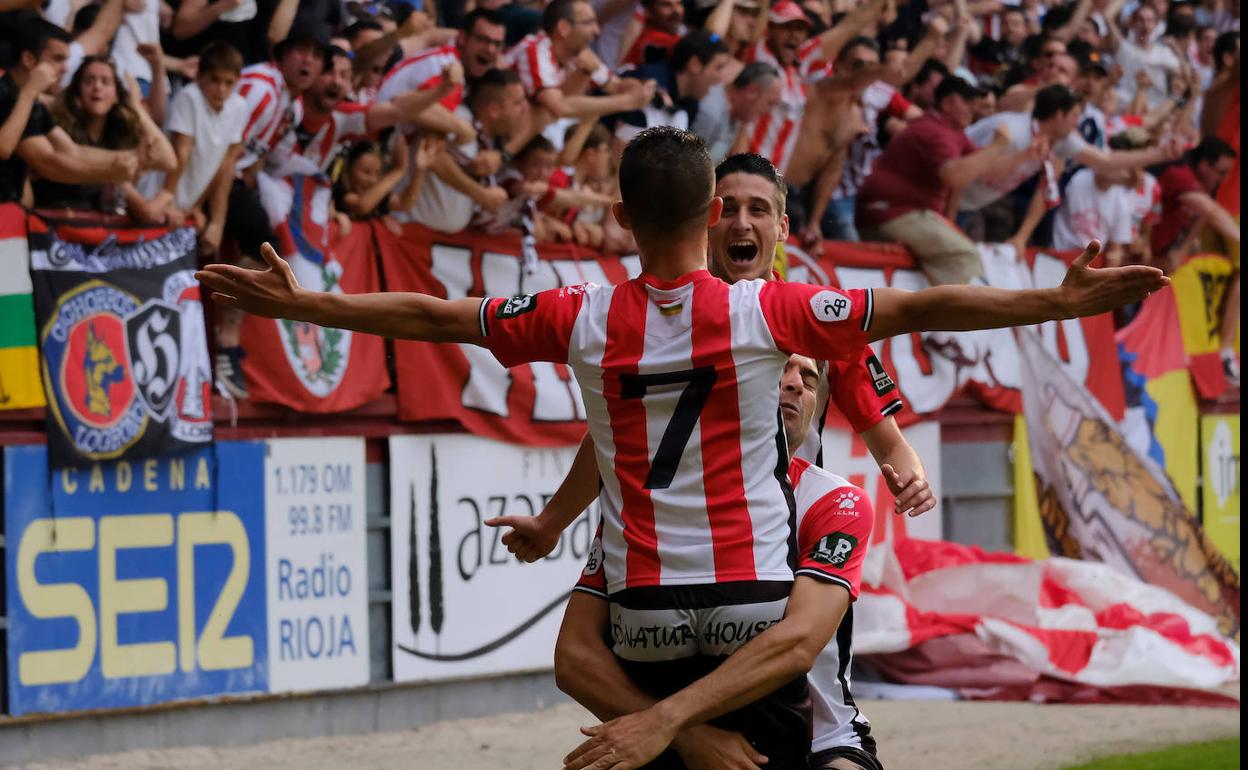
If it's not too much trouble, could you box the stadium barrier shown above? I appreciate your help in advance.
[0,206,1237,725]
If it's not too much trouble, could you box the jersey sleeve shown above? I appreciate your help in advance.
[480,283,590,367]
[758,281,873,362]
[238,81,275,145]
[795,484,874,599]
[829,348,903,434]
[573,521,607,598]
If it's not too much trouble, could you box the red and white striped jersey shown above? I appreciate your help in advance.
[236,62,297,171]
[796,347,903,463]
[741,38,831,172]
[787,457,875,756]
[378,43,464,113]
[267,102,372,177]
[482,271,874,593]
[505,33,568,96]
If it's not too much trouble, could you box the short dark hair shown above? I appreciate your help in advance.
[733,61,779,89]
[1188,136,1237,167]
[463,7,506,33]
[671,30,728,74]
[1033,84,1079,120]
[517,134,557,160]
[1213,31,1239,72]
[566,121,612,152]
[914,58,949,86]
[1041,3,1074,33]
[1165,11,1196,37]
[467,67,521,112]
[18,18,71,62]
[835,35,879,66]
[543,0,583,35]
[935,75,977,105]
[715,152,787,210]
[619,127,714,239]
[199,40,244,77]
[71,3,100,35]
[345,19,384,43]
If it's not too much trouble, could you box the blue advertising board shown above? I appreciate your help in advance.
[4,442,268,715]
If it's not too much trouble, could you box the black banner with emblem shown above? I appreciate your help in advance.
[28,214,213,468]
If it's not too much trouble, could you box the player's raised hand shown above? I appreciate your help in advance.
[1058,240,1169,318]
[195,242,304,319]
[564,708,679,770]
[483,514,559,562]
[882,464,936,517]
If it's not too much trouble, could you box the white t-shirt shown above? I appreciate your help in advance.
[1114,38,1182,111]
[395,104,480,233]
[166,84,248,209]
[592,0,638,68]
[960,110,1087,211]
[112,0,162,82]
[1051,168,1134,250]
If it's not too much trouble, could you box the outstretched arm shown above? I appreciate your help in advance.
[866,241,1169,341]
[196,242,487,343]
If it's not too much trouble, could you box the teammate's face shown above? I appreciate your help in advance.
[709,172,788,284]
[780,354,820,454]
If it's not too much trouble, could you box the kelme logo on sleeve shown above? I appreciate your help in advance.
[497,294,537,319]
[812,533,858,567]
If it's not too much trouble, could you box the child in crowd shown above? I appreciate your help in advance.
[161,40,248,257]
[334,133,440,236]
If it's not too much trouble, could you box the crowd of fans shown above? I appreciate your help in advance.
[0,0,1239,399]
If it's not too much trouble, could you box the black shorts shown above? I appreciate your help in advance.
[610,582,812,770]
[223,179,275,260]
[810,745,884,770]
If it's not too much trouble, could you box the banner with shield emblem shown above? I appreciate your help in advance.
[28,215,213,468]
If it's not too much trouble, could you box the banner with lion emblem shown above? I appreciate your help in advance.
[28,215,213,469]
[1019,328,1240,640]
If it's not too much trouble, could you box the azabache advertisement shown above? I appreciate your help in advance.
[389,435,595,682]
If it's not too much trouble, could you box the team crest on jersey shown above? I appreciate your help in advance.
[810,289,851,323]
[812,533,857,568]
[866,354,895,396]
[41,281,147,459]
[497,294,538,319]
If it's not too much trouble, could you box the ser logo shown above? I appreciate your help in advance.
[810,290,851,323]
[812,533,857,568]
[497,294,537,319]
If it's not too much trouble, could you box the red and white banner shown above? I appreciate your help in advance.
[788,241,1126,427]
[370,225,1125,443]
[376,225,638,445]
[854,537,1240,704]
[241,186,389,413]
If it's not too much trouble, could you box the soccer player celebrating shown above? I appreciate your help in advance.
[198,126,1166,769]
[558,351,881,770]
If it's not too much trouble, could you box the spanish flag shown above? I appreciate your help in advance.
[0,204,44,410]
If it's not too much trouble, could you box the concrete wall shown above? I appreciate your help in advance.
[0,672,569,765]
